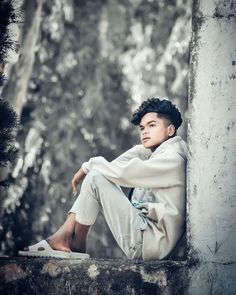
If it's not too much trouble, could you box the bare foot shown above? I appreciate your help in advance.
[46,237,71,252]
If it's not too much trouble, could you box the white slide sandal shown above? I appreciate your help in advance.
[18,240,90,259]
[70,252,90,259]
[18,240,70,258]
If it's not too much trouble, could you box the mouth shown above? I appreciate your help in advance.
[142,137,151,142]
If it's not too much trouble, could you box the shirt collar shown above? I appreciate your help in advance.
[150,136,183,157]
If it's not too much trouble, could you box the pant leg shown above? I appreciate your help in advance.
[69,170,143,259]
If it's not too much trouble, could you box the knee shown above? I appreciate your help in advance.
[84,170,107,186]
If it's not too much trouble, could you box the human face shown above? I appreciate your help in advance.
[139,112,173,151]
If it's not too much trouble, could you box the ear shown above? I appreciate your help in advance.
[167,124,176,136]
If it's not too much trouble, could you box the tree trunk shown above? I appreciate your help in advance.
[2,0,44,116]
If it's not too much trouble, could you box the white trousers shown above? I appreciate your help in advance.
[69,170,143,259]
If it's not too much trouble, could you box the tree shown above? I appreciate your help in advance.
[0,0,21,188]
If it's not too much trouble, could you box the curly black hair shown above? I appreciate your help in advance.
[131,98,182,130]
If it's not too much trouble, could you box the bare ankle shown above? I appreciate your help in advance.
[70,238,86,253]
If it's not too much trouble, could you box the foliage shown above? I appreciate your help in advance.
[0,99,18,186]
[0,0,21,63]
[0,0,21,187]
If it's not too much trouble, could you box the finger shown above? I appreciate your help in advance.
[71,180,77,195]
[72,190,77,197]
[72,186,78,197]
[71,178,77,190]
[72,184,77,193]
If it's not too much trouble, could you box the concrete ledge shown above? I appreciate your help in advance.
[0,257,188,294]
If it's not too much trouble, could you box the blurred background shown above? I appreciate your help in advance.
[0,0,191,258]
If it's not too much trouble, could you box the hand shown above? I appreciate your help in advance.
[71,167,87,197]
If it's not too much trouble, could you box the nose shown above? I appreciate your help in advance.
[142,127,149,135]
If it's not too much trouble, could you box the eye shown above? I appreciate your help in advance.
[149,123,156,127]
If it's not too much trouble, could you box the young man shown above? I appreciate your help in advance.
[19,98,187,260]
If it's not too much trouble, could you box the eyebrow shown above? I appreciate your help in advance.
[139,120,157,128]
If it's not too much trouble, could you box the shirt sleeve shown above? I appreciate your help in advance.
[82,149,185,188]
[82,145,149,174]
[111,144,151,164]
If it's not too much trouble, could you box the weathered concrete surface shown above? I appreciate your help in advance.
[0,258,188,295]
[187,0,236,294]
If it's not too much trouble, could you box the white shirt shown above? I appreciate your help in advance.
[82,136,187,260]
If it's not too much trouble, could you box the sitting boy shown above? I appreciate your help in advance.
[19,97,187,260]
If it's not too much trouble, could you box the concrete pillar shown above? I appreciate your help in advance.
[187,0,236,294]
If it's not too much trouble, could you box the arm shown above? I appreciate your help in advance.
[82,150,186,188]
[71,168,86,196]
[111,144,151,164]
[71,145,148,195]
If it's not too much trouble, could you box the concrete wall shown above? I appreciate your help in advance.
[187,0,236,293]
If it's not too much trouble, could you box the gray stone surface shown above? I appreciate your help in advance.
[0,258,188,295]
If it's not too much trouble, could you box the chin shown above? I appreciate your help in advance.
[143,143,155,149]
[143,143,160,151]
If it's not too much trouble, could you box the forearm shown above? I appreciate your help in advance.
[71,167,87,196]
